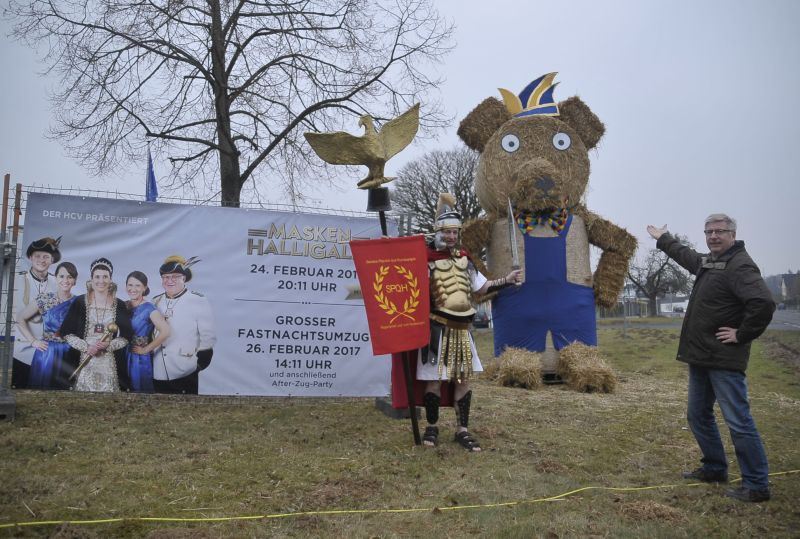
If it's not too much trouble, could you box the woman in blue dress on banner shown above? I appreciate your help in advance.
[125,271,170,392]
[15,262,79,389]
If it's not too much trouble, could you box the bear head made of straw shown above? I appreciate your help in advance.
[457,73,636,309]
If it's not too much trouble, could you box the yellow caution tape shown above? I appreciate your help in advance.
[2,469,797,529]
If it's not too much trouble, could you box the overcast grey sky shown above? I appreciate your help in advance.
[1,0,798,275]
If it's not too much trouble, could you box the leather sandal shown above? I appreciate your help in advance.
[454,430,481,452]
[423,425,439,447]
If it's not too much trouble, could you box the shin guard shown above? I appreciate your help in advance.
[423,392,440,425]
[455,390,472,429]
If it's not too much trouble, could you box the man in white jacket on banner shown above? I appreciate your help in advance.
[152,255,216,394]
[12,236,60,388]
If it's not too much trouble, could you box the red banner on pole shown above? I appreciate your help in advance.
[349,235,430,355]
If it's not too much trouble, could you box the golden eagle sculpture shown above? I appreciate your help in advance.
[304,103,420,189]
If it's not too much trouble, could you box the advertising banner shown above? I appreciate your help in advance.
[15,193,392,396]
[350,236,430,355]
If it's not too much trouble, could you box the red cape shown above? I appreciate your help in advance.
[426,245,472,262]
[389,243,472,409]
[390,352,455,408]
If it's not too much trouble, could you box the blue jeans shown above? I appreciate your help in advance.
[687,365,769,490]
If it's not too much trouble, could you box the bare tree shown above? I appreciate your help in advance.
[6,0,453,207]
[390,147,480,233]
[627,235,694,316]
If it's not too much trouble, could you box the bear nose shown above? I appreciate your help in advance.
[535,176,555,193]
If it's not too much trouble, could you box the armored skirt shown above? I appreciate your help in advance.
[416,269,486,381]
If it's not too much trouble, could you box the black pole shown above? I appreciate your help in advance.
[378,210,388,237]
[402,350,421,445]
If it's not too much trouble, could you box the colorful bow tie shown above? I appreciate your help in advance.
[515,208,569,234]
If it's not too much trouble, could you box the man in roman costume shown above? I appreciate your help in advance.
[393,194,521,451]
[152,255,216,394]
[12,236,61,388]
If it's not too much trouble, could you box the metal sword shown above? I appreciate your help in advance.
[507,198,523,286]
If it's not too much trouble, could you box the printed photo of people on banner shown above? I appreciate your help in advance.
[12,192,391,396]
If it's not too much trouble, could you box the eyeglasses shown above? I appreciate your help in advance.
[704,229,733,236]
[161,274,185,282]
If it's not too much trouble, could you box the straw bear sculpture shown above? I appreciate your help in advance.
[458,73,637,392]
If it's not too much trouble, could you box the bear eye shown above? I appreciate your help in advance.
[501,134,520,153]
[552,132,571,151]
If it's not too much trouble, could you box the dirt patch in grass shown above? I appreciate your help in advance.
[534,459,568,474]
[762,331,800,374]
[49,524,101,539]
[145,528,216,539]
[308,477,384,506]
[617,500,687,522]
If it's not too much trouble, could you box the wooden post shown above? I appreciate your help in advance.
[0,176,18,419]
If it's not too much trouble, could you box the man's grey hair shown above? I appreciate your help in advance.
[704,213,737,232]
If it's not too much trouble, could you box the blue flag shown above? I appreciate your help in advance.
[146,150,159,202]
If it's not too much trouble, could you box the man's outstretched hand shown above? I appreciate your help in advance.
[647,224,668,240]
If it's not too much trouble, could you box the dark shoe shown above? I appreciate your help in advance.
[682,467,728,483]
[422,425,439,447]
[454,430,481,452]
[725,486,770,503]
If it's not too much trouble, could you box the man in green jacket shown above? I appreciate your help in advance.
[648,213,775,503]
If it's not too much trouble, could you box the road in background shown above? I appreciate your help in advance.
[598,309,800,332]
[770,309,800,331]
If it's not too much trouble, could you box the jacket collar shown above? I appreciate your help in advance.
[712,239,744,261]
[702,240,745,268]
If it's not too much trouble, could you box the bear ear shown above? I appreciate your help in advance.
[457,98,511,153]
[558,96,605,150]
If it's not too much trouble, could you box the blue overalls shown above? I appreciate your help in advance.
[492,214,597,356]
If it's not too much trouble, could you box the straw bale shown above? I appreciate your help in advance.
[485,347,543,389]
[557,342,616,393]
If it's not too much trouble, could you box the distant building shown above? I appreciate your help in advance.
[659,296,689,316]
[765,272,799,308]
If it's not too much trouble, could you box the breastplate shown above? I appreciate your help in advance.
[429,256,475,318]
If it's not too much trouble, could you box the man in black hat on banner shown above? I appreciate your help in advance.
[12,236,61,388]
[152,255,216,394]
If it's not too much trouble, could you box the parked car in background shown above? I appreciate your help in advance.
[473,310,490,328]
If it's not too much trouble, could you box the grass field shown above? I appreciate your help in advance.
[1,326,799,538]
